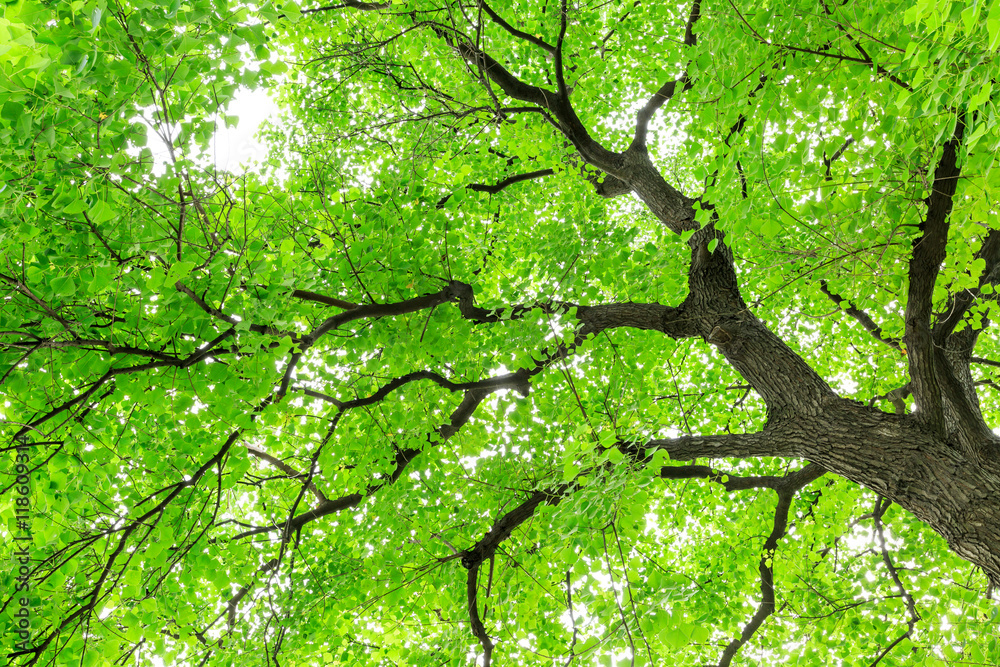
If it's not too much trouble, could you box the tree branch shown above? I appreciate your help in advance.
[304,282,469,344]
[301,0,388,13]
[904,116,965,432]
[457,486,572,665]
[444,29,553,109]
[478,0,556,54]
[868,498,919,667]
[0,337,182,362]
[290,289,358,310]
[555,0,570,99]
[727,0,912,91]
[630,0,701,150]
[436,24,616,168]
[716,465,822,666]
[175,282,293,337]
[0,272,78,336]
[819,280,901,350]
[466,563,495,665]
[245,445,328,505]
[467,168,554,194]
[230,338,574,542]
[934,227,1000,343]
[659,462,826,491]
[10,329,235,443]
[630,431,795,462]
[823,137,855,180]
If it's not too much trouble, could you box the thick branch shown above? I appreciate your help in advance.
[659,462,826,491]
[554,0,570,99]
[589,171,632,198]
[460,487,564,569]
[296,368,531,411]
[290,289,358,310]
[440,26,615,168]
[466,565,495,666]
[681,230,836,414]
[457,487,566,661]
[635,431,790,462]
[903,117,964,432]
[448,34,553,109]
[304,282,468,344]
[436,19,698,231]
[448,281,699,339]
[456,239,835,416]
[632,76,688,151]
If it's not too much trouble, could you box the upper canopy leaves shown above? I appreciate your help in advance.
[3,0,1000,666]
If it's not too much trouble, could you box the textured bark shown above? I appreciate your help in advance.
[904,121,964,433]
[608,147,698,232]
[641,399,1000,584]
[579,108,1000,586]
[779,401,1000,586]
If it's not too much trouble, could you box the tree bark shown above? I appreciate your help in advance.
[579,103,1000,587]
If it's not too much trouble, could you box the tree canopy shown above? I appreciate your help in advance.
[4,0,1000,664]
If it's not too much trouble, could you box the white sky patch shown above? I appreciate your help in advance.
[211,87,278,172]
[135,86,278,175]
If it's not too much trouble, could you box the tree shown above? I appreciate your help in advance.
[2,0,1000,663]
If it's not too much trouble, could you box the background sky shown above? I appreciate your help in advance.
[138,86,279,175]
[211,87,278,172]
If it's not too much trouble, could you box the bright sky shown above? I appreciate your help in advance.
[210,87,279,172]
[138,86,278,174]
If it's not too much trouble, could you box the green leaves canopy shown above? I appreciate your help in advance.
[3,0,1000,665]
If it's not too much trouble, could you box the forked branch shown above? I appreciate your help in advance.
[933,227,1000,344]
[631,0,702,150]
[716,465,824,667]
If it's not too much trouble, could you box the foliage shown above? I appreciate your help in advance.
[2,0,1000,665]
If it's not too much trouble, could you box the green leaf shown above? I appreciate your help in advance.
[165,261,196,285]
[6,4,1000,667]
[88,200,117,224]
[50,275,76,297]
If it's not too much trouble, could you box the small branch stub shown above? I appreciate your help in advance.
[708,325,732,345]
